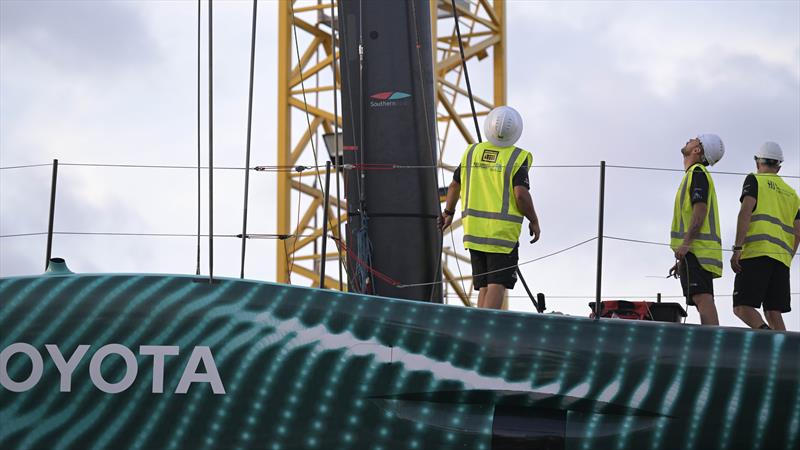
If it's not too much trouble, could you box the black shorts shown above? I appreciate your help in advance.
[678,252,714,303]
[470,245,518,289]
[733,256,791,313]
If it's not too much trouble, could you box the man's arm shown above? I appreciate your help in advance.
[514,186,540,243]
[793,217,800,256]
[730,196,756,273]
[438,179,460,231]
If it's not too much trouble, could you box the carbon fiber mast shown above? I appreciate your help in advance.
[338,0,442,301]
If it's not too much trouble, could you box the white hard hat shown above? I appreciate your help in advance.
[755,141,784,162]
[697,133,724,166]
[484,106,523,147]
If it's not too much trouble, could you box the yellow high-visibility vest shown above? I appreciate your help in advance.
[742,173,800,267]
[459,142,532,254]
[670,163,723,277]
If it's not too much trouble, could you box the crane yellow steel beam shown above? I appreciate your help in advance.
[438,77,494,109]
[436,34,501,75]
[290,116,324,165]
[289,52,337,88]
[290,36,323,81]
[437,88,475,145]
[290,180,346,209]
[276,0,292,283]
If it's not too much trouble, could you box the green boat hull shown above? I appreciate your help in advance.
[1,273,798,449]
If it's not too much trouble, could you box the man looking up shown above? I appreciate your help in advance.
[438,106,540,309]
[669,134,725,325]
[730,142,800,331]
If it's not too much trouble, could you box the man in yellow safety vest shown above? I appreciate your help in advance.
[438,106,541,309]
[730,142,800,331]
[669,134,725,325]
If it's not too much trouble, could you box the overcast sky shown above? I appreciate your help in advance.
[1,0,798,330]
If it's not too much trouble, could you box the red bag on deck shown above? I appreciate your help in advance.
[589,300,653,320]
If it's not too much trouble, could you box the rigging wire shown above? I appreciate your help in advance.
[239,0,258,279]
[0,163,52,170]
[607,164,800,179]
[288,0,353,289]
[208,0,215,283]
[352,0,375,294]
[330,0,344,292]
[288,174,302,280]
[8,162,797,178]
[451,293,800,300]
[0,231,314,239]
[0,163,251,170]
[196,0,202,276]
[398,236,598,288]
[409,0,446,302]
[604,235,799,256]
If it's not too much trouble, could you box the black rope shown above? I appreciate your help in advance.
[330,0,343,291]
[196,0,202,276]
[354,0,374,293]
[240,0,258,279]
[450,0,482,143]
[208,0,214,283]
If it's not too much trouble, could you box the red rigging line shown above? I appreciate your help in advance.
[338,239,401,287]
[286,0,353,289]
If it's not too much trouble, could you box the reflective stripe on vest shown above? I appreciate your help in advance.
[742,173,800,267]
[464,235,518,249]
[460,142,532,253]
[669,164,723,277]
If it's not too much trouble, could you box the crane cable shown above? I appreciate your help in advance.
[450,0,482,143]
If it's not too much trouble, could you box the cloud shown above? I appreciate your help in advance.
[0,0,159,75]
[493,1,800,328]
[1,1,798,329]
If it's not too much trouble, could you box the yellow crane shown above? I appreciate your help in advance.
[276,0,507,306]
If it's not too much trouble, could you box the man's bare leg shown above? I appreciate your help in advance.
[484,284,506,310]
[692,293,719,325]
[734,305,768,328]
[765,310,785,331]
[477,287,487,308]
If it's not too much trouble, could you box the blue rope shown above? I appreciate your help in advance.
[355,213,374,292]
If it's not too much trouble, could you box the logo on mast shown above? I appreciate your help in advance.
[369,91,411,107]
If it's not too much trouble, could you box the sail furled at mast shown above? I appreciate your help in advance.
[338,0,442,301]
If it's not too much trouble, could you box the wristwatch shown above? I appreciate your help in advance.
[732,245,743,251]
[443,208,455,216]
